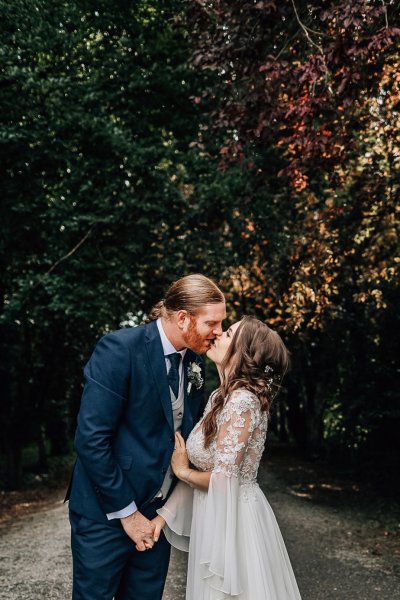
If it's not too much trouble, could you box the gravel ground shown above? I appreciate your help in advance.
[0,500,71,600]
[0,460,399,600]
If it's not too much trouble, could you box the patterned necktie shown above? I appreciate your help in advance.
[167,353,181,398]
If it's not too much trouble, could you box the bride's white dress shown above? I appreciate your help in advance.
[157,388,302,599]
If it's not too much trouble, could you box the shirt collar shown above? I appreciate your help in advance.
[156,318,187,359]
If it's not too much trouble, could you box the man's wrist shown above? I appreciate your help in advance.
[121,509,140,522]
[107,500,137,521]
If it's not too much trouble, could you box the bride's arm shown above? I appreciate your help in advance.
[151,432,208,548]
[171,431,211,491]
[195,390,261,596]
[153,479,194,550]
[171,385,258,489]
[173,386,258,487]
[174,466,211,491]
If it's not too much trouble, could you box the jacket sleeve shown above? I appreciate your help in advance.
[74,331,136,514]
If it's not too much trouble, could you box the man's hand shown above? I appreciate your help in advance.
[121,511,155,552]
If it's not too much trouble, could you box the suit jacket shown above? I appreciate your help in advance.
[66,319,205,524]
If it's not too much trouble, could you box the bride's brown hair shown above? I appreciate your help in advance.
[202,316,290,448]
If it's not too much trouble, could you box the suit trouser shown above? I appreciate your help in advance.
[69,500,171,600]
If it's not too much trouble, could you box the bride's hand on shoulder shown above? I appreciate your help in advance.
[151,515,166,543]
[171,431,190,479]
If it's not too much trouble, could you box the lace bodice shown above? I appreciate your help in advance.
[159,387,302,600]
[186,388,268,483]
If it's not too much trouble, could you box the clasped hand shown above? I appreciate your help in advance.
[150,433,190,545]
[121,510,156,552]
[123,433,188,551]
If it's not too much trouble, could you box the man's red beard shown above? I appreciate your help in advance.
[182,316,210,354]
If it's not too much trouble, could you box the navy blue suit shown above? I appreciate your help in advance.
[66,320,205,599]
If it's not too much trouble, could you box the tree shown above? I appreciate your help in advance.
[187,0,400,470]
[0,0,233,487]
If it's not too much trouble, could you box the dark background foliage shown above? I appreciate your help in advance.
[1,0,399,492]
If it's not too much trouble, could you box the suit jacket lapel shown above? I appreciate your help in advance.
[144,320,174,434]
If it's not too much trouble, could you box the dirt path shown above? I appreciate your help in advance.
[163,458,400,600]
[0,500,71,600]
[0,458,399,600]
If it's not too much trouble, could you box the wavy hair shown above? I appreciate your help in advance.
[202,316,290,448]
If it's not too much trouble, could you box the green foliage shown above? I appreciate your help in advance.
[0,0,240,487]
[187,0,400,476]
[1,0,399,490]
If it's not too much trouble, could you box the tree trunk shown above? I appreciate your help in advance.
[37,424,48,469]
[4,437,22,490]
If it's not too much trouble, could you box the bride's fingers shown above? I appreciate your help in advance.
[135,540,147,552]
[175,431,185,448]
[143,536,154,550]
[153,523,162,543]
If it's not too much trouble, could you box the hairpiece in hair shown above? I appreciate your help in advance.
[264,364,275,394]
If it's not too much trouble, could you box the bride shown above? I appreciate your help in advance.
[152,316,302,599]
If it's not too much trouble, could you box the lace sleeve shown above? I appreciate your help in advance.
[198,391,261,596]
[213,389,260,478]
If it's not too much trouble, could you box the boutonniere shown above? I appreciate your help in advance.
[187,361,204,394]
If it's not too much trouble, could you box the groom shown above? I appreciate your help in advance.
[66,274,226,600]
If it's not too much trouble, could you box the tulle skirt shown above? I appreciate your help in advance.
[160,476,301,600]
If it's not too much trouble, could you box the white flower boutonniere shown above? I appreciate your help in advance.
[187,362,204,394]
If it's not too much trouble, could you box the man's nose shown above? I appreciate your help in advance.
[213,324,223,336]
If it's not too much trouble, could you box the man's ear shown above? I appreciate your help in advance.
[176,310,189,330]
